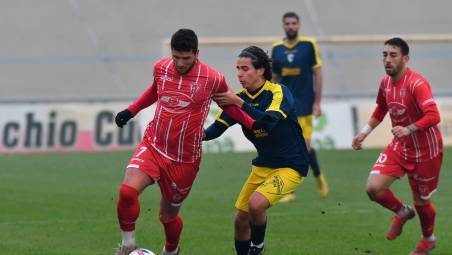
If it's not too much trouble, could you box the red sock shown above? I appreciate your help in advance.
[117,184,140,231]
[415,202,436,238]
[372,189,404,213]
[162,215,183,252]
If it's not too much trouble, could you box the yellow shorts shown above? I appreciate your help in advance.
[235,165,304,212]
[298,115,313,141]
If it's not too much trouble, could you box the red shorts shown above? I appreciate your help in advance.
[370,148,443,200]
[127,140,201,206]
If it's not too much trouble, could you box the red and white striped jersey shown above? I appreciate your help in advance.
[127,57,253,163]
[372,68,443,162]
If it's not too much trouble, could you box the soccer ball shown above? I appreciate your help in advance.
[129,248,156,255]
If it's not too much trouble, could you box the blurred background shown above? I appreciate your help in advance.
[1,0,452,152]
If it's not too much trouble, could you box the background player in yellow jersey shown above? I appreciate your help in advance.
[204,46,310,255]
[271,11,328,201]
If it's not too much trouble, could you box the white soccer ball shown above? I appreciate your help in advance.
[129,248,156,255]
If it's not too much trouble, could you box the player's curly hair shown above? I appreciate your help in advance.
[238,46,272,81]
[171,29,198,53]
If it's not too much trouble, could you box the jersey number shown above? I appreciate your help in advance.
[136,146,147,157]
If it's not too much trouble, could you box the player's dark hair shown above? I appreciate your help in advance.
[171,29,198,53]
[239,46,272,81]
[283,12,299,22]
[385,37,409,56]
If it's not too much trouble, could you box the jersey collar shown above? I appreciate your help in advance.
[243,80,271,99]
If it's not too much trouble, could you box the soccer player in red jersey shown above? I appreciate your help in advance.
[352,37,442,255]
[113,29,255,255]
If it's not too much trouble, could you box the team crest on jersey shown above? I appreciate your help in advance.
[287,53,295,63]
[189,82,200,96]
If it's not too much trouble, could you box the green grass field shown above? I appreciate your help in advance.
[1,148,451,255]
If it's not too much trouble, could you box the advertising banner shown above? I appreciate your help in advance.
[0,103,142,154]
[4,98,450,154]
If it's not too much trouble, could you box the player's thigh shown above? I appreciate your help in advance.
[367,150,404,193]
[123,142,158,192]
[159,158,201,207]
[255,167,304,207]
[298,115,313,143]
[235,166,269,212]
[408,153,443,201]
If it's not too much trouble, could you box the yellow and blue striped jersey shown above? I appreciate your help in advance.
[271,36,322,116]
[207,81,309,176]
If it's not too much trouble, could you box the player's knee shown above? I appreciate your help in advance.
[248,201,266,215]
[365,185,382,201]
[413,195,431,206]
[234,211,248,227]
[118,184,139,206]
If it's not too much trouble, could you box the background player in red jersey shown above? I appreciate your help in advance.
[352,38,443,255]
[113,29,255,255]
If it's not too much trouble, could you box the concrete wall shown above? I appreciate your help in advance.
[1,0,451,101]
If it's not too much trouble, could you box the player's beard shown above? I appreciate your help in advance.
[385,61,404,77]
[286,30,298,40]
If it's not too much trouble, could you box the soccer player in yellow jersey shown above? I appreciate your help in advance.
[271,12,329,201]
[204,46,310,255]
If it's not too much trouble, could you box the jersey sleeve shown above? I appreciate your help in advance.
[127,79,158,115]
[311,39,322,69]
[215,75,228,93]
[371,83,388,121]
[412,80,441,130]
[266,85,289,119]
[214,109,238,128]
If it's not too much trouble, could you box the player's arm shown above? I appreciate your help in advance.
[313,66,323,117]
[352,86,387,150]
[311,39,323,117]
[214,78,255,129]
[352,116,382,149]
[392,81,440,138]
[243,86,287,131]
[213,88,282,131]
[115,80,158,128]
[203,110,236,141]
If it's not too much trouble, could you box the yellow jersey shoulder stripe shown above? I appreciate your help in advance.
[214,109,231,127]
[298,36,323,69]
[264,81,287,119]
[272,40,284,47]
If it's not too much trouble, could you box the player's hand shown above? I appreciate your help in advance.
[213,90,244,107]
[115,109,134,128]
[352,133,366,150]
[391,126,410,138]
[313,102,321,118]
